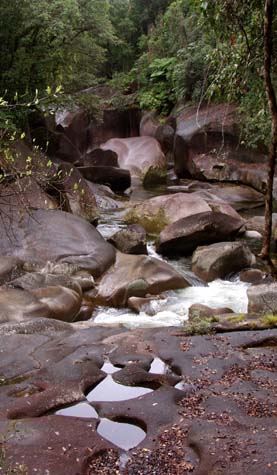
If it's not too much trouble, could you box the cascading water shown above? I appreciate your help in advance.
[92,183,256,330]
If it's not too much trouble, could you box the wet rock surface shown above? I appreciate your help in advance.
[156,211,245,256]
[0,324,275,474]
[94,251,189,307]
[101,136,166,184]
[0,209,116,278]
[108,224,147,255]
[192,242,256,282]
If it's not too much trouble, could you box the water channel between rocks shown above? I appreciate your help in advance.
[94,181,253,329]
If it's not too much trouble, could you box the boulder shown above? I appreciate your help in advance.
[128,295,165,315]
[0,176,58,213]
[169,181,265,210]
[100,136,166,184]
[94,251,190,307]
[0,288,51,323]
[56,162,99,222]
[247,283,277,314]
[108,225,147,255]
[78,165,131,192]
[239,269,273,285]
[155,124,175,156]
[30,286,82,322]
[83,148,118,167]
[156,211,245,256]
[188,303,234,322]
[173,103,267,181]
[125,192,244,234]
[0,209,115,278]
[188,154,267,193]
[124,193,212,233]
[192,242,256,282]
[139,111,160,137]
[55,108,90,163]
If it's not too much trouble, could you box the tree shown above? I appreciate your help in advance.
[260,0,277,260]
[197,0,277,260]
[0,0,115,101]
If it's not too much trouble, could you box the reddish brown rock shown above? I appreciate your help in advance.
[156,212,245,256]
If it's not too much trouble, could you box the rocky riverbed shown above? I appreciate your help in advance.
[0,100,276,474]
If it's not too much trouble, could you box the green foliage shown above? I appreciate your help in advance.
[0,0,114,100]
[196,0,277,147]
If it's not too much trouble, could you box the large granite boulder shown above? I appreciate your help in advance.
[0,209,115,278]
[124,192,242,234]
[124,193,211,233]
[247,283,277,314]
[100,136,166,185]
[173,103,267,181]
[187,154,267,193]
[156,211,245,256]
[94,251,190,307]
[192,242,256,282]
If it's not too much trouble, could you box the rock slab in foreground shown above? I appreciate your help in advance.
[192,241,256,282]
[0,324,276,475]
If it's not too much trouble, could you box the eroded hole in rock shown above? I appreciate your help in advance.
[97,417,146,451]
[56,401,98,418]
[86,375,153,402]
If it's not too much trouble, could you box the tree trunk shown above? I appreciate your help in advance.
[260,0,277,260]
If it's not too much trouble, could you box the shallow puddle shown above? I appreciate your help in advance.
[86,375,153,402]
[101,361,121,374]
[56,401,98,418]
[149,357,170,374]
[97,418,146,450]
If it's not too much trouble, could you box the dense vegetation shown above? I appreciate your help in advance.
[0,1,276,259]
[0,0,276,146]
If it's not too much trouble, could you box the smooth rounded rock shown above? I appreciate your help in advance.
[156,212,245,256]
[0,209,116,278]
[124,193,211,233]
[30,286,82,322]
[101,136,166,184]
[192,242,256,282]
[95,251,190,307]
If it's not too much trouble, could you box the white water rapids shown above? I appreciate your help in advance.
[92,195,256,330]
[93,279,249,329]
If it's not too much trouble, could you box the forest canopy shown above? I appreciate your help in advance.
[0,0,276,146]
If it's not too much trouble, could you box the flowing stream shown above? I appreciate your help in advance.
[92,182,254,329]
